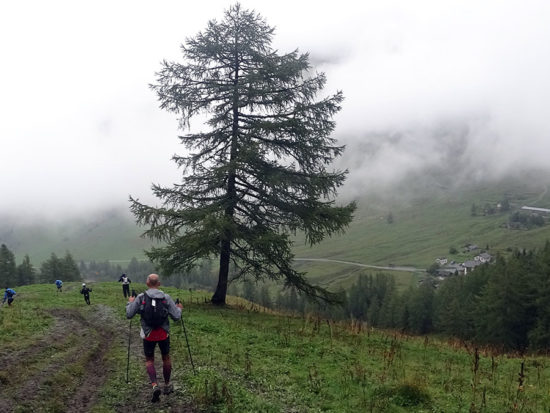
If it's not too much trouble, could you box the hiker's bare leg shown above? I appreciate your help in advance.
[162,353,172,384]
[145,356,157,384]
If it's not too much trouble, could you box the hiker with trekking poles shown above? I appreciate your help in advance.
[126,273,183,403]
[118,273,131,298]
[80,283,92,305]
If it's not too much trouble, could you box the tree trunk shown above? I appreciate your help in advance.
[212,238,230,305]
[212,45,240,306]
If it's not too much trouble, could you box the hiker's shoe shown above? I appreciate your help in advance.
[163,383,174,395]
[151,385,161,403]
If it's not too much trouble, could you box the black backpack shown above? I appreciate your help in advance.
[139,293,169,327]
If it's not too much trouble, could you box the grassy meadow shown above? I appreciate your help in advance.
[295,178,550,268]
[2,282,550,412]
[292,259,419,292]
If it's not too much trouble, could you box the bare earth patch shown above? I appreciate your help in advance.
[0,305,197,412]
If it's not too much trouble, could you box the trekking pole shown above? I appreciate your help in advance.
[176,298,196,375]
[126,319,132,383]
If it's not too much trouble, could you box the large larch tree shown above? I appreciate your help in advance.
[131,4,356,305]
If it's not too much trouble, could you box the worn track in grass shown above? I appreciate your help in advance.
[0,305,197,412]
[115,318,197,412]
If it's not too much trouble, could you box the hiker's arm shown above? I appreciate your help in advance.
[166,295,182,321]
[126,293,142,319]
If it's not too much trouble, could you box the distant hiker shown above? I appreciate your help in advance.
[3,288,16,306]
[80,283,92,305]
[118,273,131,298]
[55,279,63,293]
[126,273,183,403]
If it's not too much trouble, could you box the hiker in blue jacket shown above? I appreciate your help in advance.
[3,288,16,306]
[126,273,182,403]
[55,279,63,293]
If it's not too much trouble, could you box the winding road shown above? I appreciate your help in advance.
[294,257,425,272]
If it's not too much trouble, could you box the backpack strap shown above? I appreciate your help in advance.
[137,293,146,313]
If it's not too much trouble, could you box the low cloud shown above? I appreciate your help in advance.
[2,0,550,218]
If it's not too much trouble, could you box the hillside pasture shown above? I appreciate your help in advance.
[1,282,550,412]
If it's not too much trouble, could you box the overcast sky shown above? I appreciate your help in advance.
[2,0,549,217]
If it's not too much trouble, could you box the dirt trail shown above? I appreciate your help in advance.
[1,309,84,376]
[0,307,116,412]
[115,319,197,412]
[0,305,198,413]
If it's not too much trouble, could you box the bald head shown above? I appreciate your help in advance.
[146,273,160,288]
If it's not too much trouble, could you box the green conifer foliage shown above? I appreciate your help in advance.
[0,244,17,288]
[17,254,36,286]
[40,252,81,283]
[131,4,355,305]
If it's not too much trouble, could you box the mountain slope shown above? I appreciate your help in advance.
[0,209,152,264]
[295,172,550,268]
[3,173,550,291]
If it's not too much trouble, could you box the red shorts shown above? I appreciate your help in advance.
[145,327,168,341]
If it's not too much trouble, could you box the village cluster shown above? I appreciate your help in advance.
[431,204,550,279]
[433,244,493,278]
